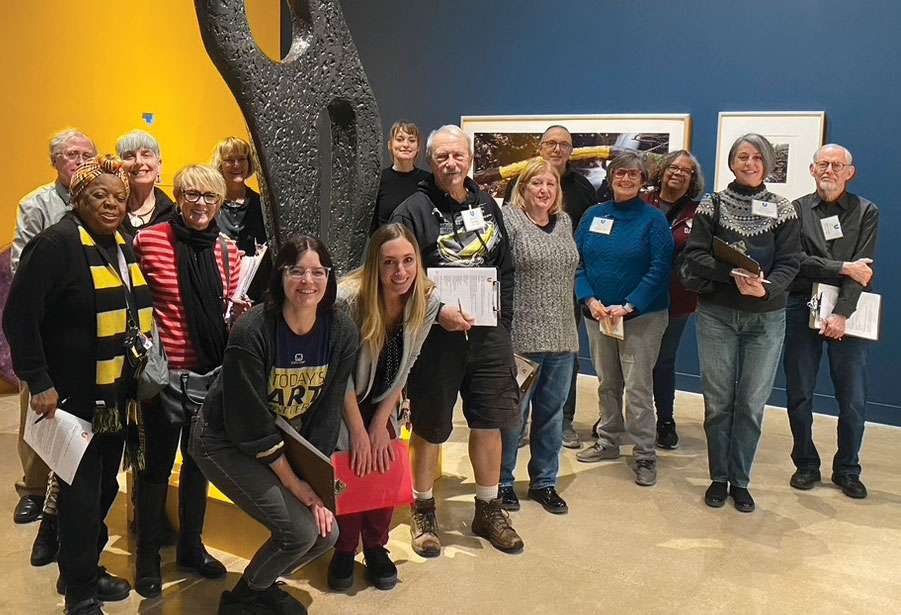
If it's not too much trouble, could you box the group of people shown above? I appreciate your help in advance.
[4,119,878,615]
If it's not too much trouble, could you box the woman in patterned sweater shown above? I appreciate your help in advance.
[498,158,579,514]
[681,133,800,513]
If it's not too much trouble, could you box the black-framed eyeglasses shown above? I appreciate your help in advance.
[666,164,694,177]
[182,190,220,205]
[283,266,331,281]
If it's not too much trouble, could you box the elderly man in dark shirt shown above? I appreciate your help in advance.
[784,144,879,499]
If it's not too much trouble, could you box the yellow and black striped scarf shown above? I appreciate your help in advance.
[79,225,154,443]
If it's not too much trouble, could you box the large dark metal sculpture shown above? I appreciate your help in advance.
[195,0,382,272]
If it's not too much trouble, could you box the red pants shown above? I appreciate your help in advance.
[334,507,394,553]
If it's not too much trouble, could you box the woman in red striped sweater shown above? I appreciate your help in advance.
[131,164,248,598]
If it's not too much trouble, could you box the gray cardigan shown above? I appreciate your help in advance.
[504,205,579,354]
[335,280,441,448]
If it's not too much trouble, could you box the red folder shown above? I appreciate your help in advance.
[332,440,414,515]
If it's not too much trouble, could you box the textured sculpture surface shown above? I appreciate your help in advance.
[195,0,382,273]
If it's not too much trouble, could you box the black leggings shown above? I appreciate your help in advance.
[138,396,201,486]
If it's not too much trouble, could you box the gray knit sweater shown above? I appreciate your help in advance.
[504,205,579,354]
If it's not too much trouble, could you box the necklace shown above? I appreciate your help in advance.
[523,209,550,228]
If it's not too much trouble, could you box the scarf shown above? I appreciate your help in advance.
[78,221,154,469]
[70,155,131,202]
[170,215,228,372]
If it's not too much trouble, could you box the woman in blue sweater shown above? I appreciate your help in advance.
[574,152,674,487]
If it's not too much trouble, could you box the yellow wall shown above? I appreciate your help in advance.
[1,1,280,244]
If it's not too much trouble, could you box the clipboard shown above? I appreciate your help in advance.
[808,283,882,341]
[275,416,344,513]
[331,440,415,515]
[713,237,761,275]
[427,266,500,326]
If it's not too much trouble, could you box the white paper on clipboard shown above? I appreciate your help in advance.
[427,267,499,326]
[809,283,881,341]
[23,408,94,485]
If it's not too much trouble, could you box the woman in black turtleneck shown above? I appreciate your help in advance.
[369,120,431,236]
[681,133,800,513]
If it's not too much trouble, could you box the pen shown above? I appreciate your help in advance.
[731,270,772,284]
[457,299,469,341]
[33,397,69,424]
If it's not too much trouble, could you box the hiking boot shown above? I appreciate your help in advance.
[634,459,658,487]
[471,497,524,554]
[498,485,520,512]
[575,442,621,463]
[655,420,679,450]
[561,422,581,449]
[409,497,441,557]
[363,546,398,590]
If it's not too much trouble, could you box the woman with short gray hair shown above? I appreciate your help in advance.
[115,129,175,237]
[681,133,801,513]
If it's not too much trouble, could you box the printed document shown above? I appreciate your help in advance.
[810,283,881,341]
[24,409,94,485]
[427,267,499,326]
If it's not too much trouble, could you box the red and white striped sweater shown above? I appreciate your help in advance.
[133,223,242,370]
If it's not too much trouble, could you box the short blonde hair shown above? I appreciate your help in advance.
[510,158,563,216]
[210,136,257,177]
[173,164,226,206]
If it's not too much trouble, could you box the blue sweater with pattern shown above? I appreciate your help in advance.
[575,197,674,316]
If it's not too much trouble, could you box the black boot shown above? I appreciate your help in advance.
[31,512,58,566]
[176,470,226,578]
[135,480,168,597]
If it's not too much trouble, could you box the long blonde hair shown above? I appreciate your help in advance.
[341,223,435,358]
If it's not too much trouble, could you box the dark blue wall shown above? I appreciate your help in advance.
[339,0,901,425]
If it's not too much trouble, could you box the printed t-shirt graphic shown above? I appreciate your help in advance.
[436,209,501,265]
[269,312,332,421]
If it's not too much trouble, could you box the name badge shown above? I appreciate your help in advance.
[589,217,614,235]
[751,199,778,219]
[461,207,486,232]
[820,215,843,241]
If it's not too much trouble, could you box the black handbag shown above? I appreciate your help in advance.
[158,367,220,427]
[677,193,721,295]
[136,324,169,401]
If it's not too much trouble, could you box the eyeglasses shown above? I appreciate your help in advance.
[814,161,848,173]
[539,141,573,153]
[612,169,642,179]
[60,151,95,163]
[182,190,220,205]
[666,164,694,176]
[283,266,331,281]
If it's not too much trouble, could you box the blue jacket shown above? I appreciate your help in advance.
[575,197,674,316]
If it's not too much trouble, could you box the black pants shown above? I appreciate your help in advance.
[57,433,125,605]
[139,396,201,486]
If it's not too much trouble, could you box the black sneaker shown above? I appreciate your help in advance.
[790,468,821,490]
[363,546,398,590]
[498,485,520,512]
[655,420,679,450]
[326,551,355,591]
[258,581,307,615]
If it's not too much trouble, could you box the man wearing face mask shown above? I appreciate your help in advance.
[391,125,523,557]
[784,144,879,500]
[10,129,96,532]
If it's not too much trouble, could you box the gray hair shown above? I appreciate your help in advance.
[425,125,471,160]
[115,129,162,159]
[49,128,96,165]
[651,149,706,199]
[607,151,647,183]
[728,133,776,175]
[813,143,853,165]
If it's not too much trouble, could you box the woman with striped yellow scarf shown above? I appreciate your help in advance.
[4,155,154,615]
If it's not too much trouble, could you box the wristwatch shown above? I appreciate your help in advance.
[623,303,635,313]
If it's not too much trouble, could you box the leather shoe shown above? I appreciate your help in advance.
[790,468,821,491]
[58,567,131,602]
[177,542,227,578]
[527,486,568,515]
[832,473,868,499]
[704,481,727,508]
[30,513,58,566]
[729,485,755,513]
[498,485,520,512]
[14,495,43,524]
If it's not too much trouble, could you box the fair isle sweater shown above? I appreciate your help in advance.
[504,206,579,354]
[575,197,674,316]
[681,182,800,313]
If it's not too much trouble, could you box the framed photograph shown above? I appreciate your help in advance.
[460,114,692,201]
[714,111,826,201]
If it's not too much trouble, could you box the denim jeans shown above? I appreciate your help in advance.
[696,303,785,488]
[586,312,668,460]
[190,416,337,591]
[652,314,691,423]
[501,352,574,489]
[783,296,869,477]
